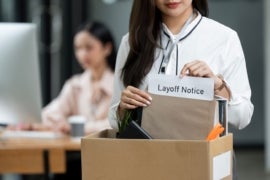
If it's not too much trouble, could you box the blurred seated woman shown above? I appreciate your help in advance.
[9,21,116,135]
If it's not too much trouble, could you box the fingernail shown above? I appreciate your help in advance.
[146,101,151,105]
[148,96,152,101]
[142,104,147,107]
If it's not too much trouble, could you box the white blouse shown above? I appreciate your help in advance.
[108,12,254,130]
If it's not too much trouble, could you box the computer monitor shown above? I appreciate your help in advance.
[0,23,42,125]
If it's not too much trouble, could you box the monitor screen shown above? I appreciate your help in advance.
[0,23,42,125]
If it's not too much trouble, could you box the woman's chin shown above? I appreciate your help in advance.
[82,64,92,70]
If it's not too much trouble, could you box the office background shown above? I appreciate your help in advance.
[0,0,264,145]
[0,0,269,176]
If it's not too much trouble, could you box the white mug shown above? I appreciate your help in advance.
[68,115,86,137]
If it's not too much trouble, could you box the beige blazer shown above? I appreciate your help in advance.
[42,69,114,135]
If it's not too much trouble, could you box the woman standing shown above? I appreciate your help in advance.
[109,0,253,131]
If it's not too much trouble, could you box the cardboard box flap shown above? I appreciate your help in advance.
[210,134,233,180]
[209,134,232,156]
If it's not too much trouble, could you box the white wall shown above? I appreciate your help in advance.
[264,0,270,172]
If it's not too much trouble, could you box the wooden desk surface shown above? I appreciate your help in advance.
[0,134,81,174]
[0,136,81,150]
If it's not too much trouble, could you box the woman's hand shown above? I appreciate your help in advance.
[180,60,222,90]
[180,60,215,77]
[51,121,70,134]
[180,60,230,99]
[118,86,152,118]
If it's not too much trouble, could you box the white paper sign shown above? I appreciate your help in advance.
[148,74,214,100]
[213,151,231,180]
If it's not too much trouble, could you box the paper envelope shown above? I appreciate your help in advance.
[141,93,216,140]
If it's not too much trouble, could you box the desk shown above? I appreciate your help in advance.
[0,135,80,176]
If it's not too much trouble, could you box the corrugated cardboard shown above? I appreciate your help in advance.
[81,130,232,180]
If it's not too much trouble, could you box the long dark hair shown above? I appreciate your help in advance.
[121,0,208,87]
[76,21,117,71]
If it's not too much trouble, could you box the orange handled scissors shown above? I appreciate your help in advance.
[206,123,225,141]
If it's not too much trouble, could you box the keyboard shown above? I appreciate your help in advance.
[1,130,63,139]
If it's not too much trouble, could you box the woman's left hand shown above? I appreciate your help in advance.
[180,60,215,78]
[180,60,230,99]
[180,60,221,90]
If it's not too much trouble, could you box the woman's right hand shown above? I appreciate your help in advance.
[118,86,152,117]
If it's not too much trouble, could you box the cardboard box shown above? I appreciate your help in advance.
[81,130,232,180]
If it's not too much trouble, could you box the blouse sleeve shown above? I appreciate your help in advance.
[222,31,254,129]
[108,34,130,130]
[41,79,75,128]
